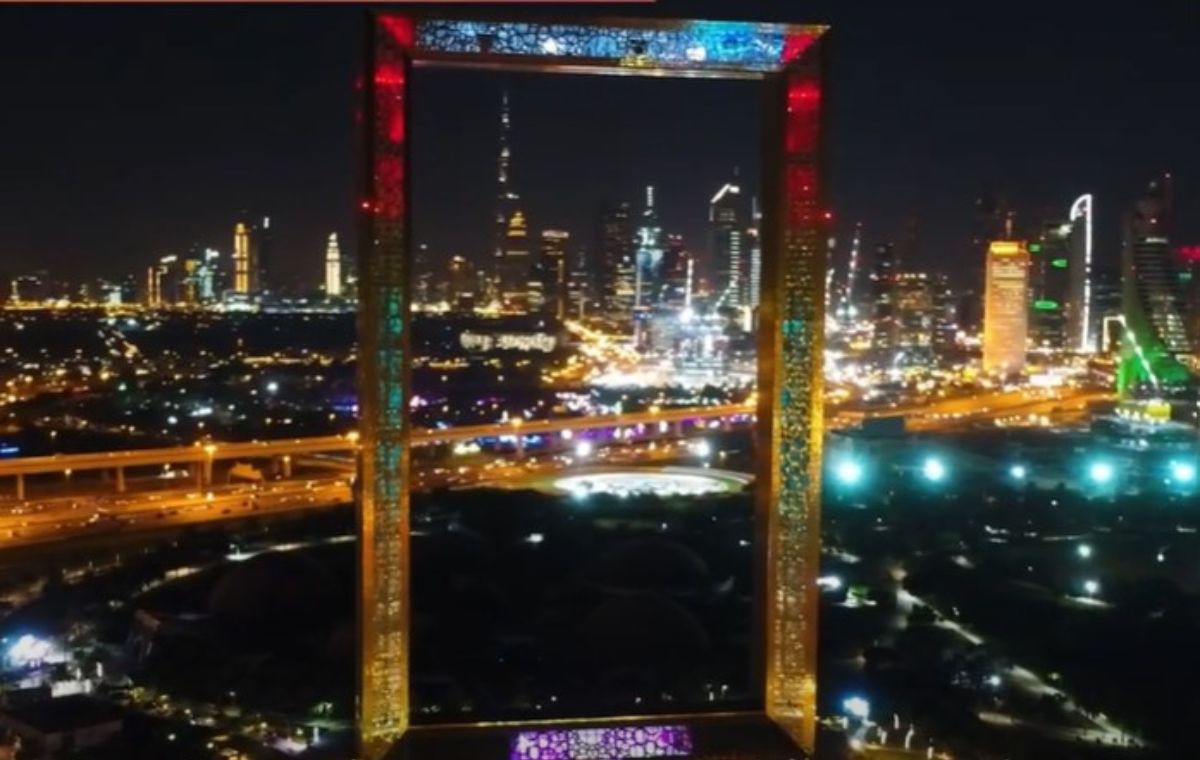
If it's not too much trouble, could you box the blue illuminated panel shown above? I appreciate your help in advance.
[414,19,820,72]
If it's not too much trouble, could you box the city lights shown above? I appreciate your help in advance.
[1009,464,1027,481]
[842,696,871,721]
[574,440,593,459]
[1082,579,1100,597]
[692,440,713,459]
[1076,544,1092,560]
[817,575,843,592]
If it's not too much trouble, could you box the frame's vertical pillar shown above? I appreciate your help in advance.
[756,34,826,755]
[358,14,415,760]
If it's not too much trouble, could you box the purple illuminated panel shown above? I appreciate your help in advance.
[510,725,693,760]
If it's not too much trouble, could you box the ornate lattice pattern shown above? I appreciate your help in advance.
[510,725,692,760]
[415,19,820,73]
[758,61,826,752]
[358,14,413,758]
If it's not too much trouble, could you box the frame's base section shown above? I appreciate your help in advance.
[383,713,807,760]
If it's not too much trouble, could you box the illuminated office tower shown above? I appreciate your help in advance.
[233,221,253,294]
[1029,219,1072,350]
[447,255,476,312]
[257,216,275,295]
[566,248,590,318]
[1067,194,1094,351]
[869,242,898,351]
[710,179,745,309]
[497,211,531,311]
[660,233,689,307]
[931,273,958,352]
[634,186,664,310]
[145,266,161,307]
[1120,175,1193,392]
[894,272,934,348]
[179,249,202,305]
[747,197,763,310]
[597,200,634,316]
[324,233,343,298]
[536,229,569,318]
[983,240,1031,375]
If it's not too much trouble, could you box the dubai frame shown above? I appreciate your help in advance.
[357,12,829,759]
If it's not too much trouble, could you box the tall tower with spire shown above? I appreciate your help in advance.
[325,232,343,298]
[493,90,529,309]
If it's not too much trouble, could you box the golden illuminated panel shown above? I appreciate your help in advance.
[358,16,414,760]
[755,54,825,754]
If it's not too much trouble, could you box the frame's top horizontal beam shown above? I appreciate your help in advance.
[380,14,827,74]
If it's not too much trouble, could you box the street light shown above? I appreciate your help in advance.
[1082,579,1100,597]
[1009,464,1028,481]
[574,440,593,459]
[1076,543,1092,560]
[693,440,713,459]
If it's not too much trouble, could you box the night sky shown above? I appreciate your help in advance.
[1,1,1198,287]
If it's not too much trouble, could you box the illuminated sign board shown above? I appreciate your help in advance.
[460,331,557,353]
[989,241,1025,256]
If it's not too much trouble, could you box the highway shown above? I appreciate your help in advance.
[0,387,1109,548]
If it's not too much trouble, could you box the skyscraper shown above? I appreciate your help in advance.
[597,200,634,316]
[257,216,275,295]
[634,186,663,310]
[537,229,569,319]
[493,90,528,311]
[566,248,590,319]
[894,272,934,349]
[325,233,343,298]
[1120,175,1193,391]
[499,211,532,310]
[710,179,745,310]
[447,255,476,312]
[1029,219,1072,350]
[869,242,898,352]
[983,239,1031,375]
[233,221,252,294]
[747,197,763,311]
[1067,194,1094,352]
[660,234,690,308]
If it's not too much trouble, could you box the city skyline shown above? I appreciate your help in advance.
[2,1,1199,286]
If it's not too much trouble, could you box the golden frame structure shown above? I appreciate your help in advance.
[358,12,828,760]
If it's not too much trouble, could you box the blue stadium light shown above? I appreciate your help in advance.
[834,459,864,486]
[922,457,947,483]
[1169,460,1196,485]
[1088,460,1114,485]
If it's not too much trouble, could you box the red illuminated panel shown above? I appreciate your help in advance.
[380,15,415,48]
[1179,245,1200,263]
[372,18,411,222]
[785,79,820,154]
[781,33,817,64]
